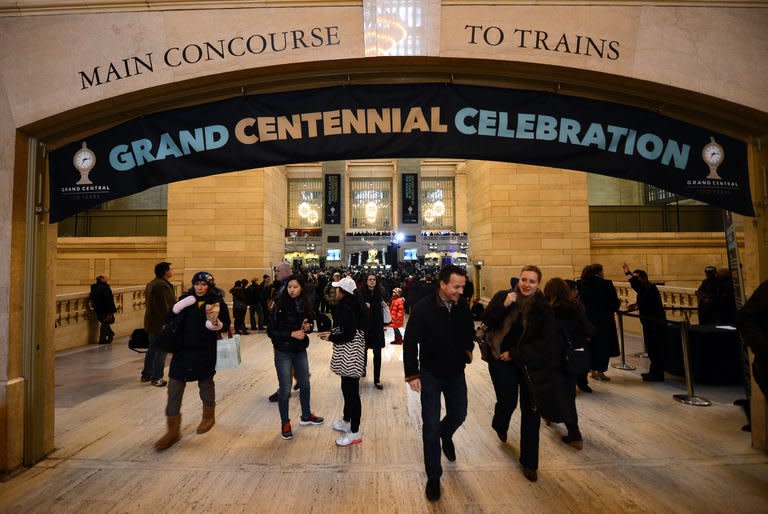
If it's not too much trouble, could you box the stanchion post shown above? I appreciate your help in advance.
[673,318,711,406]
[612,310,636,371]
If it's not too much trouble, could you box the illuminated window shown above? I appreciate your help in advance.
[349,178,392,229]
[288,179,322,228]
[420,177,454,229]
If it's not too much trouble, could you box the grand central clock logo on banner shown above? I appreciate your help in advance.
[685,136,740,196]
[58,141,111,206]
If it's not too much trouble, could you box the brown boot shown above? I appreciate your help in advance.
[154,415,181,450]
[196,404,215,434]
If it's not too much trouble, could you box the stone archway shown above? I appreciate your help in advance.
[7,55,768,472]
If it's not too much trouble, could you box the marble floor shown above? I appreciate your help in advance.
[1,328,766,513]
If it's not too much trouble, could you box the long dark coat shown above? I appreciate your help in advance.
[362,287,386,350]
[90,281,117,321]
[503,292,557,420]
[578,274,620,370]
[551,302,592,423]
[169,289,231,382]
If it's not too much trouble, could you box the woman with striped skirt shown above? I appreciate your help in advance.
[318,276,368,447]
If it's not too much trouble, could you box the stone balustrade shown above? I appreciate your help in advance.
[615,281,699,323]
[54,284,181,352]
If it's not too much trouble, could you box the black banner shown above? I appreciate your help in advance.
[402,173,419,223]
[324,173,340,224]
[49,84,754,222]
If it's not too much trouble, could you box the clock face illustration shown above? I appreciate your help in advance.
[702,137,724,179]
[73,142,96,173]
[702,141,723,166]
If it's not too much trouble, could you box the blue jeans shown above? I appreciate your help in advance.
[420,371,468,480]
[250,304,265,329]
[274,349,311,424]
[141,333,167,381]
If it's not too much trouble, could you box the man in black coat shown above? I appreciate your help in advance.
[404,265,475,502]
[623,263,667,381]
[246,278,264,330]
[141,262,176,386]
[696,266,720,324]
[90,274,117,344]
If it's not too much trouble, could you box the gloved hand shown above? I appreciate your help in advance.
[206,319,223,331]
[172,295,196,314]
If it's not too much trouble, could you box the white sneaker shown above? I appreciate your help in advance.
[336,432,362,447]
[332,418,351,433]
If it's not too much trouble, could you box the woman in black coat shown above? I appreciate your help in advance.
[268,274,323,440]
[544,278,593,450]
[492,265,555,483]
[578,264,620,386]
[362,273,386,389]
[154,271,230,450]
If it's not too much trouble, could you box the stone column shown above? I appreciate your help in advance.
[166,167,287,289]
[466,161,591,298]
[743,138,768,451]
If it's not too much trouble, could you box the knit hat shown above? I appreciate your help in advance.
[192,271,215,287]
[332,276,357,295]
[392,288,402,297]
[274,262,292,281]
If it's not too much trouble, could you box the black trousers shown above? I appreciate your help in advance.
[98,317,114,344]
[341,377,361,432]
[368,347,382,383]
[642,320,666,376]
[488,359,541,470]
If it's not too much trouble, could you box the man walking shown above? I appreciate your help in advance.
[623,263,667,381]
[404,265,475,502]
[141,262,176,386]
[90,274,117,344]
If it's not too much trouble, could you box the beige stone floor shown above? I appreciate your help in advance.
[1,329,766,513]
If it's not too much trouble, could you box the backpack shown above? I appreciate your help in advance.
[156,311,185,353]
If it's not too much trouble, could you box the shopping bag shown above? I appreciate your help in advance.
[381,301,392,325]
[216,334,241,369]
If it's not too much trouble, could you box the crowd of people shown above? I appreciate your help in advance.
[101,257,765,504]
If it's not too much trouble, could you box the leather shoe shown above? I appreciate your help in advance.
[425,478,441,502]
[641,373,664,382]
[577,383,593,393]
[441,436,456,462]
[494,427,507,443]
[522,467,538,482]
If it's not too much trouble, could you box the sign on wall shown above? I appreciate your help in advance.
[324,173,341,224]
[49,83,754,222]
[402,173,419,223]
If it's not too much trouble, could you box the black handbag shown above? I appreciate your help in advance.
[315,312,333,332]
[156,312,184,353]
[128,328,149,353]
[559,324,591,375]
[474,324,493,362]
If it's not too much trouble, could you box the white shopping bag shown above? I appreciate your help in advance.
[216,334,241,369]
